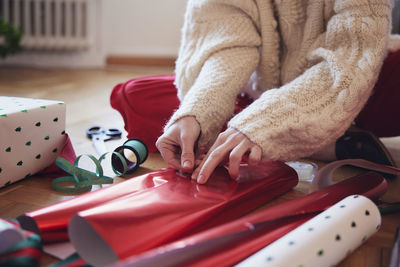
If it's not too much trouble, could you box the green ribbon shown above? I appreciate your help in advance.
[112,138,149,174]
[52,152,129,194]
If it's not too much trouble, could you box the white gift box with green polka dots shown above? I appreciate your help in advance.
[0,96,66,188]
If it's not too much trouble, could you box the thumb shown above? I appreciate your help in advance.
[180,134,196,172]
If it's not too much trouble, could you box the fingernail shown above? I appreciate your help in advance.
[183,160,191,169]
[198,174,205,184]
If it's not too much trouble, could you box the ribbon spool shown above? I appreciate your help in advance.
[111,138,149,175]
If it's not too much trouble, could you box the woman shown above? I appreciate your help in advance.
[112,0,400,183]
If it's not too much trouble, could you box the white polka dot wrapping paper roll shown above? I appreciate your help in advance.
[235,195,381,267]
[0,96,66,188]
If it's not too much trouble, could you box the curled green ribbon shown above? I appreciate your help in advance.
[52,152,129,194]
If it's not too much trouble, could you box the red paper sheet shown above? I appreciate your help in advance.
[18,161,298,265]
[112,171,387,267]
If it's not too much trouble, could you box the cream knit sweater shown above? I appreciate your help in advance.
[165,0,394,161]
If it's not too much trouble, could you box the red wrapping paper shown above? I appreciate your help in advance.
[68,162,298,266]
[17,161,297,260]
[39,134,77,176]
[18,167,170,243]
[112,171,387,267]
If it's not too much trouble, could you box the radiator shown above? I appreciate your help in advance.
[0,0,92,50]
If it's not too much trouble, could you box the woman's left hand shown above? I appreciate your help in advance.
[192,127,262,184]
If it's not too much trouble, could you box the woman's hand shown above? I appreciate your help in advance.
[156,116,201,172]
[192,127,262,184]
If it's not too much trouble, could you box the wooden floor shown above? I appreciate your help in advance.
[0,66,399,267]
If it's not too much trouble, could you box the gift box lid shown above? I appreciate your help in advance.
[0,96,64,116]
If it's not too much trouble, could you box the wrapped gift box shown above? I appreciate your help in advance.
[0,96,66,188]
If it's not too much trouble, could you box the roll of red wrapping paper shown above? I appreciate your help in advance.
[17,161,297,246]
[111,171,387,267]
[68,162,298,266]
[18,168,173,243]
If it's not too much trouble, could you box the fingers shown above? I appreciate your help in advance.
[156,116,200,172]
[194,130,239,184]
[156,139,181,169]
[248,145,262,166]
[158,122,263,184]
[193,129,263,184]
[227,138,262,179]
[228,139,249,179]
[197,144,232,184]
[191,131,229,183]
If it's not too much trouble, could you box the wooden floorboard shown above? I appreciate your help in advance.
[106,55,176,67]
[0,66,399,267]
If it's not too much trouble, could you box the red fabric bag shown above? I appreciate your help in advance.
[18,161,298,265]
[110,75,179,153]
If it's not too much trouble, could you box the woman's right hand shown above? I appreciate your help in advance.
[156,116,201,173]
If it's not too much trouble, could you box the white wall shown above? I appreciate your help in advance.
[0,0,187,68]
[103,0,186,57]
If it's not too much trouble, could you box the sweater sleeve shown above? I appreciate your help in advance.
[165,0,261,148]
[228,0,392,161]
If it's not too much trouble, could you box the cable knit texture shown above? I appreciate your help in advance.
[166,0,394,161]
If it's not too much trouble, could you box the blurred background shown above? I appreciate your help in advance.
[0,0,399,69]
[0,0,186,68]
